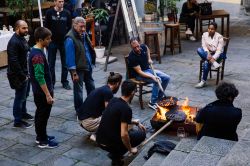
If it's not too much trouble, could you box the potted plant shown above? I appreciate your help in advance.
[144,1,157,21]
[92,8,109,59]
[168,0,178,21]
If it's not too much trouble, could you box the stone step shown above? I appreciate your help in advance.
[143,153,166,166]
[217,129,250,166]
[128,142,155,166]
[181,136,236,166]
[160,138,198,166]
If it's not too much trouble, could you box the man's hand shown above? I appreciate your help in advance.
[130,147,138,155]
[138,123,146,132]
[151,76,158,82]
[72,73,79,82]
[46,94,54,105]
[207,54,212,60]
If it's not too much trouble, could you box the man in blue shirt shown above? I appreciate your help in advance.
[65,17,96,113]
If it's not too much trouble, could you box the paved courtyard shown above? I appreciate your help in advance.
[0,0,250,165]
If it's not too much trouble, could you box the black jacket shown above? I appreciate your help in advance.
[7,33,30,88]
[195,99,242,141]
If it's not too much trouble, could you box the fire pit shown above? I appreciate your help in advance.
[150,97,199,135]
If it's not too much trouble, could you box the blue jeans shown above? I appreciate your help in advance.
[197,48,226,81]
[137,69,170,104]
[13,80,30,123]
[73,70,95,112]
[48,41,69,86]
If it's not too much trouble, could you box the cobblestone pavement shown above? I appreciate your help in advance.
[0,1,250,166]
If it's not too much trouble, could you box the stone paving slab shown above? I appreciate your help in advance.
[160,150,188,166]
[143,153,165,166]
[182,151,221,166]
[0,154,31,166]
[192,136,236,156]
[174,138,198,153]
[217,140,250,166]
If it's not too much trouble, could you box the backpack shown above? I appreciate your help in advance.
[144,140,176,160]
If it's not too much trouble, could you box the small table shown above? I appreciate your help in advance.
[195,10,230,39]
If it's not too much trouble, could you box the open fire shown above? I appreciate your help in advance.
[151,97,198,135]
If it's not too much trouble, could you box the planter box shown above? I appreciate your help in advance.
[0,51,8,67]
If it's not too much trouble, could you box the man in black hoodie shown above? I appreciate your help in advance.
[7,20,33,128]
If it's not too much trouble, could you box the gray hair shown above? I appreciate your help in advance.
[73,17,86,25]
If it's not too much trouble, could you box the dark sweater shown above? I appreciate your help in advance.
[180,2,200,19]
[195,99,242,141]
[28,47,53,95]
[45,8,72,42]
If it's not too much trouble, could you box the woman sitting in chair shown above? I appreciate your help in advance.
[179,0,200,41]
[195,22,225,88]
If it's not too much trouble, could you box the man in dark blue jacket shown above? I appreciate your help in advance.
[7,20,33,128]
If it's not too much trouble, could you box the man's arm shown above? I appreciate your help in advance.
[121,122,137,154]
[7,41,27,80]
[32,55,54,104]
[133,66,157,82]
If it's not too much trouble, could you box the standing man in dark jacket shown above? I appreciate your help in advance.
[65,17,96,112]
[195,82,242,141]
[7,20,33,128]
[45,0,72,90]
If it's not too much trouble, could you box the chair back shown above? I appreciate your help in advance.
[124,55,133,79]
[223,37,230,55]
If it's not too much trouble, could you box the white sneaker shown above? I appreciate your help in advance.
[189,36,196,41]
[212,61,221,69]
[195,80,206,88]
[185,28,193,35]
[89,134,96,142]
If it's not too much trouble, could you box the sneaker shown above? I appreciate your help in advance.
[89,134,96,142]
[38,140,58,149]
[212,61,221,69]
[35,135,55,144]
[22,113,34,121]
[185,28,193,35]
[62,84,71,90]
[189,36,196,41]
[148,102,158,111]
[195,80,206,88]
[13,121,33,128]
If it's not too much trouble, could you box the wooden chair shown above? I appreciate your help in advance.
[199,37,230,85]
[124,55,152,109]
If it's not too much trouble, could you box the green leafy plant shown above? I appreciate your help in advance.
[6,0,33,18]
[159,0,179,17]
[92,8,109,47]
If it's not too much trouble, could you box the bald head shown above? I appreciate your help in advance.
[14,20,28,37]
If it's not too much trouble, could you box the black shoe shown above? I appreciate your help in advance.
[148,102,157,111]
[62,84,71,90]
[38,140,58,149]
[36,135,55,144]
[22,113,34,121]
[14,121,33,128]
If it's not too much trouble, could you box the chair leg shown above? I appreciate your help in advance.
[139,85,144,109]
[177,27,181,53]
[209,66,212,78]
[171,28,174,55]
[156,34,161,64]
[221,62,225,80]
[216,68,220,85]
[199,61,203,82]
[164,28,167,55]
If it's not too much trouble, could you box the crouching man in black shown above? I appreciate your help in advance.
[96,80,146,166]
[195,82,242,141]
